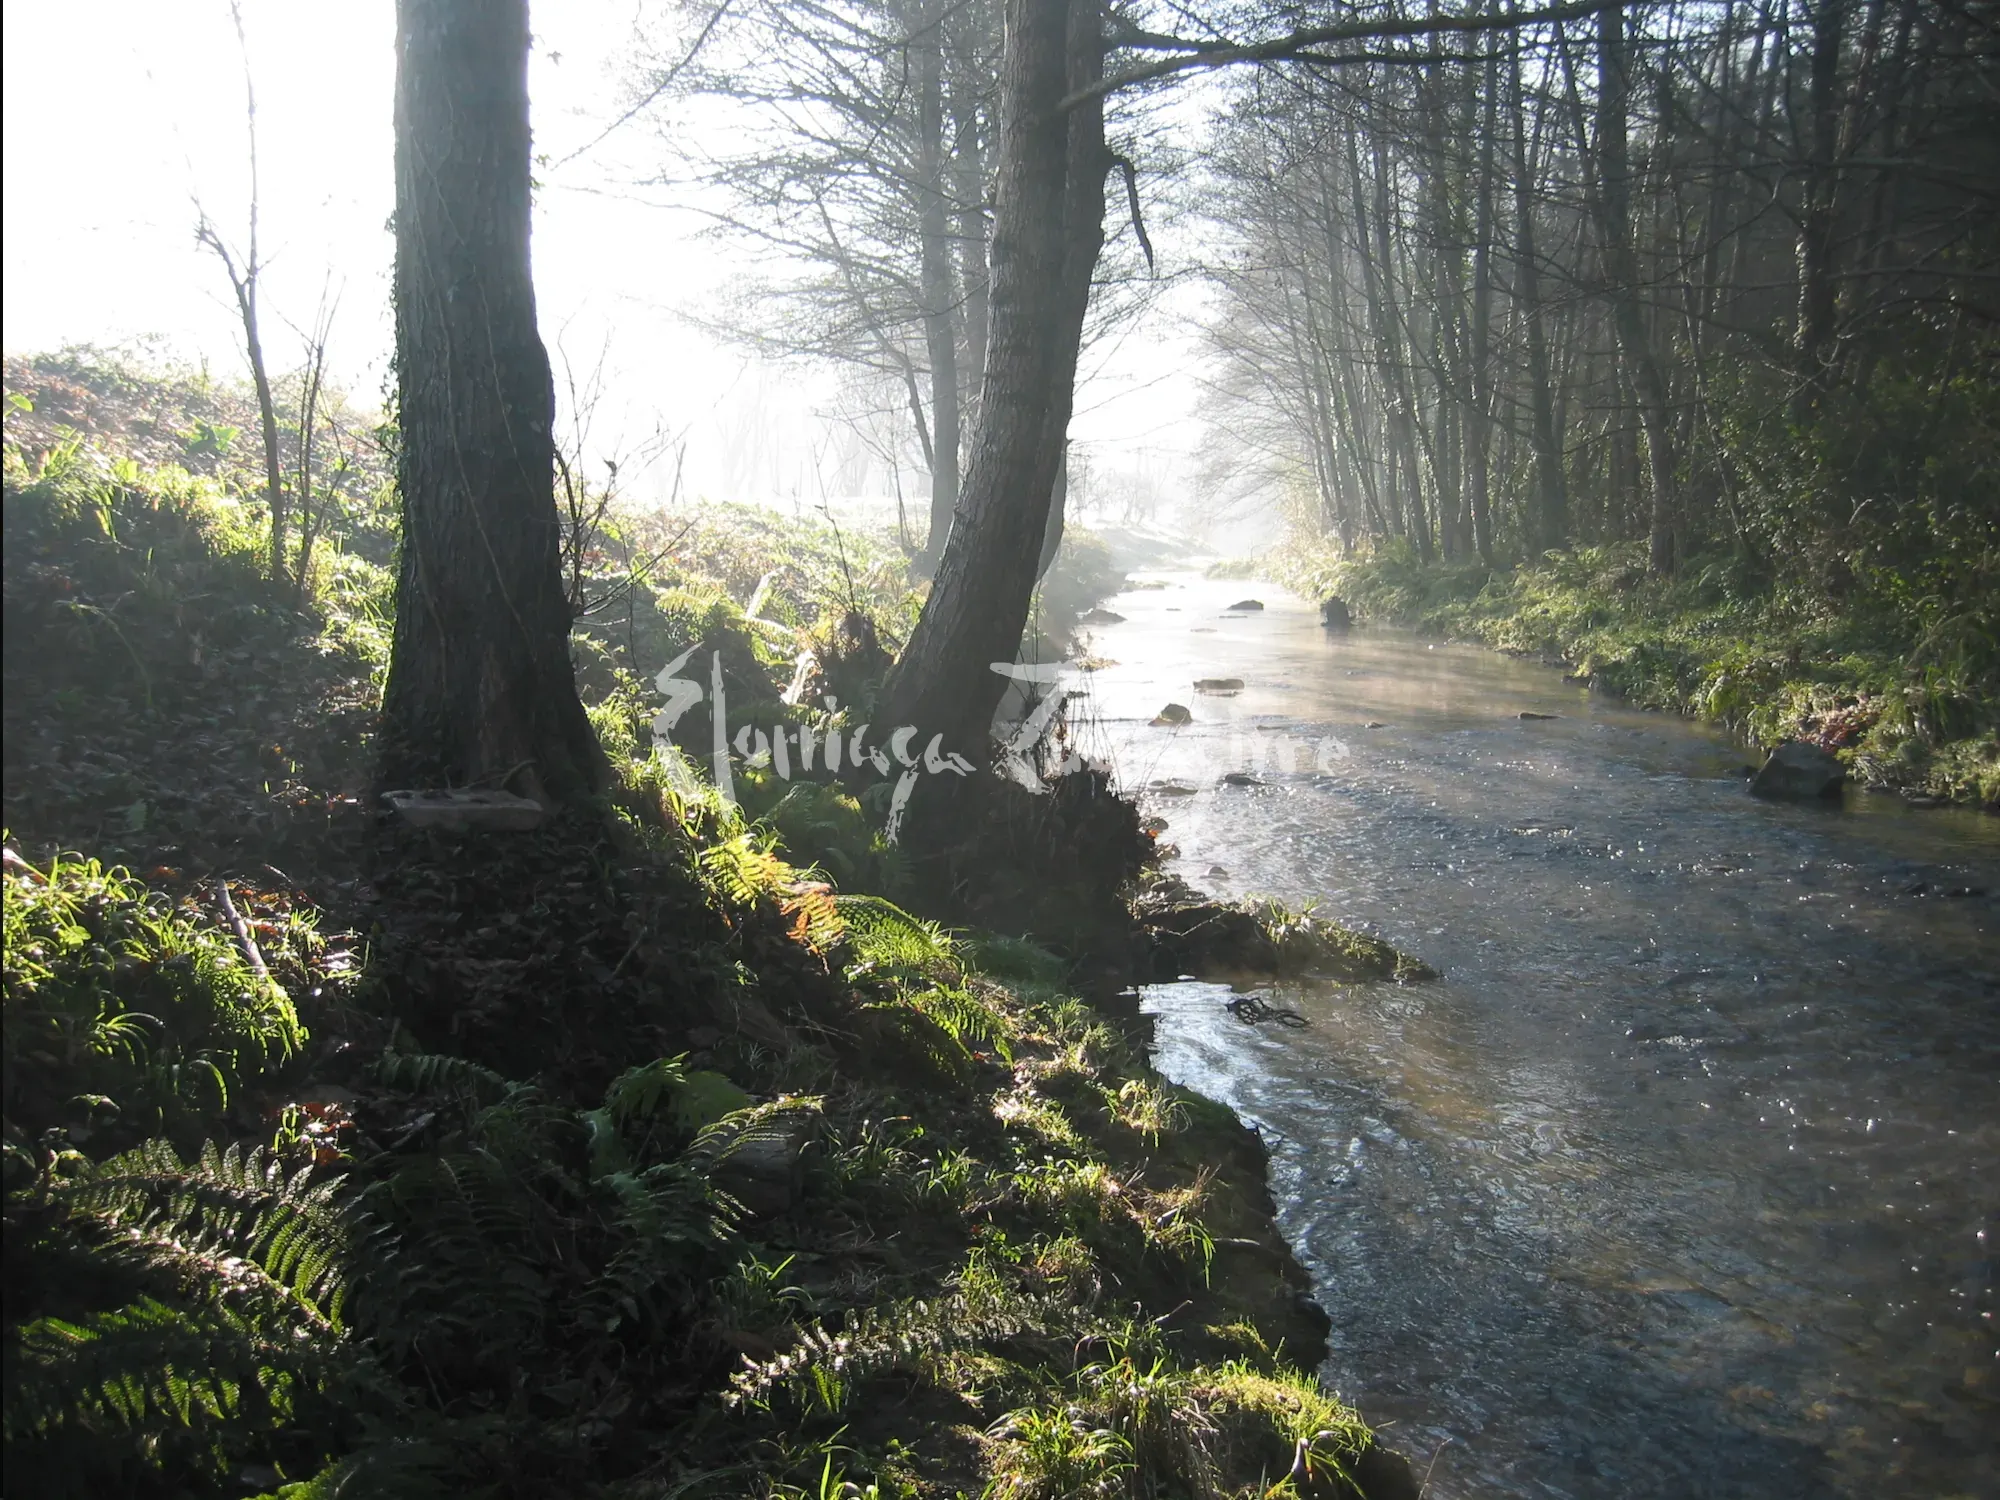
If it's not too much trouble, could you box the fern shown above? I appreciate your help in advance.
[700,830,797,911]
[64,1139,357,1327]
[834,894,962,986]
[4,1138,370,1494]
[726,1281,1071,1413]
[906,984,1014,1062]
[371,1049,510,1105]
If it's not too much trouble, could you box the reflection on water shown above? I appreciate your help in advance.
[1074,573,1998,1499]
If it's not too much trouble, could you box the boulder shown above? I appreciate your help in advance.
[1750,740,1845,801]
[1194,677,1245,693]
[1319,596,1353,630]
[1152,702,1193,726]
[1226,598,1266,611]
[1518,710,1559,720]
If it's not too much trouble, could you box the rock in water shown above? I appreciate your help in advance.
[1519,710,1560,720]
[1194,677,1245,693]
[1320,596,1353,630]
[1751,740,1845,801]
[1152,702,1193,726]
[1227,598,1265,611]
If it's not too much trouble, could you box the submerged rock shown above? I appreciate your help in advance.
[1079,607,1126,624]
[1226,598,1266,611]
[1195,677,1246,693]
[1320,596,1353,630]
[1153,702,1194,726]
[1519,710,1560,721]
[1751,740,1845,801]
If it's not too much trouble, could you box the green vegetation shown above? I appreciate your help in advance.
[1273,539,2000,809]
[3,363,1410,1498]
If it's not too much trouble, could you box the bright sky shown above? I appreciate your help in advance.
[1,1,1220,522]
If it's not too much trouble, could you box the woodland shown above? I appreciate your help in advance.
[2,0,1996,1496]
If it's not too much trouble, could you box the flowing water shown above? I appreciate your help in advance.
[1068,572,1998,1498]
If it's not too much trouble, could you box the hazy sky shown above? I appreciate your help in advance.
[1,0,1214,520]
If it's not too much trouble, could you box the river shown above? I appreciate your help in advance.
[1067,571,1997,1498]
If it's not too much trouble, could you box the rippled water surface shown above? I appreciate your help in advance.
[1070,573,1997,1498]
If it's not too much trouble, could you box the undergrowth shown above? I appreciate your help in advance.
[3,382,1409,1498]
[1273,538,1999,808]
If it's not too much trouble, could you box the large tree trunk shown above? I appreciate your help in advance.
[378,0,604,806]
[917,3,962,567]
[878,0,1107,759]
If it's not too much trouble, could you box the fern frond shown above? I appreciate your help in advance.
[725,1284,1070,1413]
[371,1050,510,1104]
[684,1096,823,1175]
[7,1293,334,1439]
[699,831,798,912]
[833,894,962,985]
[59,1139,357,1328]
[907,984,1014,1062]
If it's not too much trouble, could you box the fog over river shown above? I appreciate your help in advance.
[1071,572,1997,1499]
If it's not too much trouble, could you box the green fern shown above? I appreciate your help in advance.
[726,1280,1071,1414]
[4,1138,368,1494]
[371,1048,510,1105]
[834,894,962,986]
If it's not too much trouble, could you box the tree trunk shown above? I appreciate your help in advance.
[1466,20,1498,564]
[1036,444,1067,581]
[878,0,1106,759]
[378,0,604,806]
[1793,0,1849,421]
[1594,1,1679,574]
[918,4,962,566]
[948,22,992,426]
[1510,22,1567,552]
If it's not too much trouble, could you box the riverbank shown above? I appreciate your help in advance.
[1259,540,1999,809]
[2,402,1420,1497]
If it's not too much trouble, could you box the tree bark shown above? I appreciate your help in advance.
[378,0,604,806]
[1509,16,1568,552]
[1593,1,1679,574]
[1792,0,1849,420]
[878,0,1106,758]
[918,3,962,566]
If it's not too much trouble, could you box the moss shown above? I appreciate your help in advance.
[1270,540,1999,810]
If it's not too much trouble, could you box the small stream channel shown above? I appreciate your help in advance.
[1067,572,1997,1498]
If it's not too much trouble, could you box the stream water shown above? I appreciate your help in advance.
[1068,572,1997,1498]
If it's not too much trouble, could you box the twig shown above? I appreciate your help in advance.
[216,880,270,982]
[3,847,49,884]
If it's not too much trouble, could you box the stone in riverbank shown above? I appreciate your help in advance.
[1751,740,1845,801]
[1132,872,1438,982]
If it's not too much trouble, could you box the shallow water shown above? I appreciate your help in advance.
[1068,573,1998,1498]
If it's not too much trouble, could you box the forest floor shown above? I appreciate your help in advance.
[2,363,1426,1499]
[1264,539,2000,810]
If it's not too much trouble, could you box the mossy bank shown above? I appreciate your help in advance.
[1261,540,1999,810]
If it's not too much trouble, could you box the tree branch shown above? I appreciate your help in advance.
[1065,0,1617,112]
